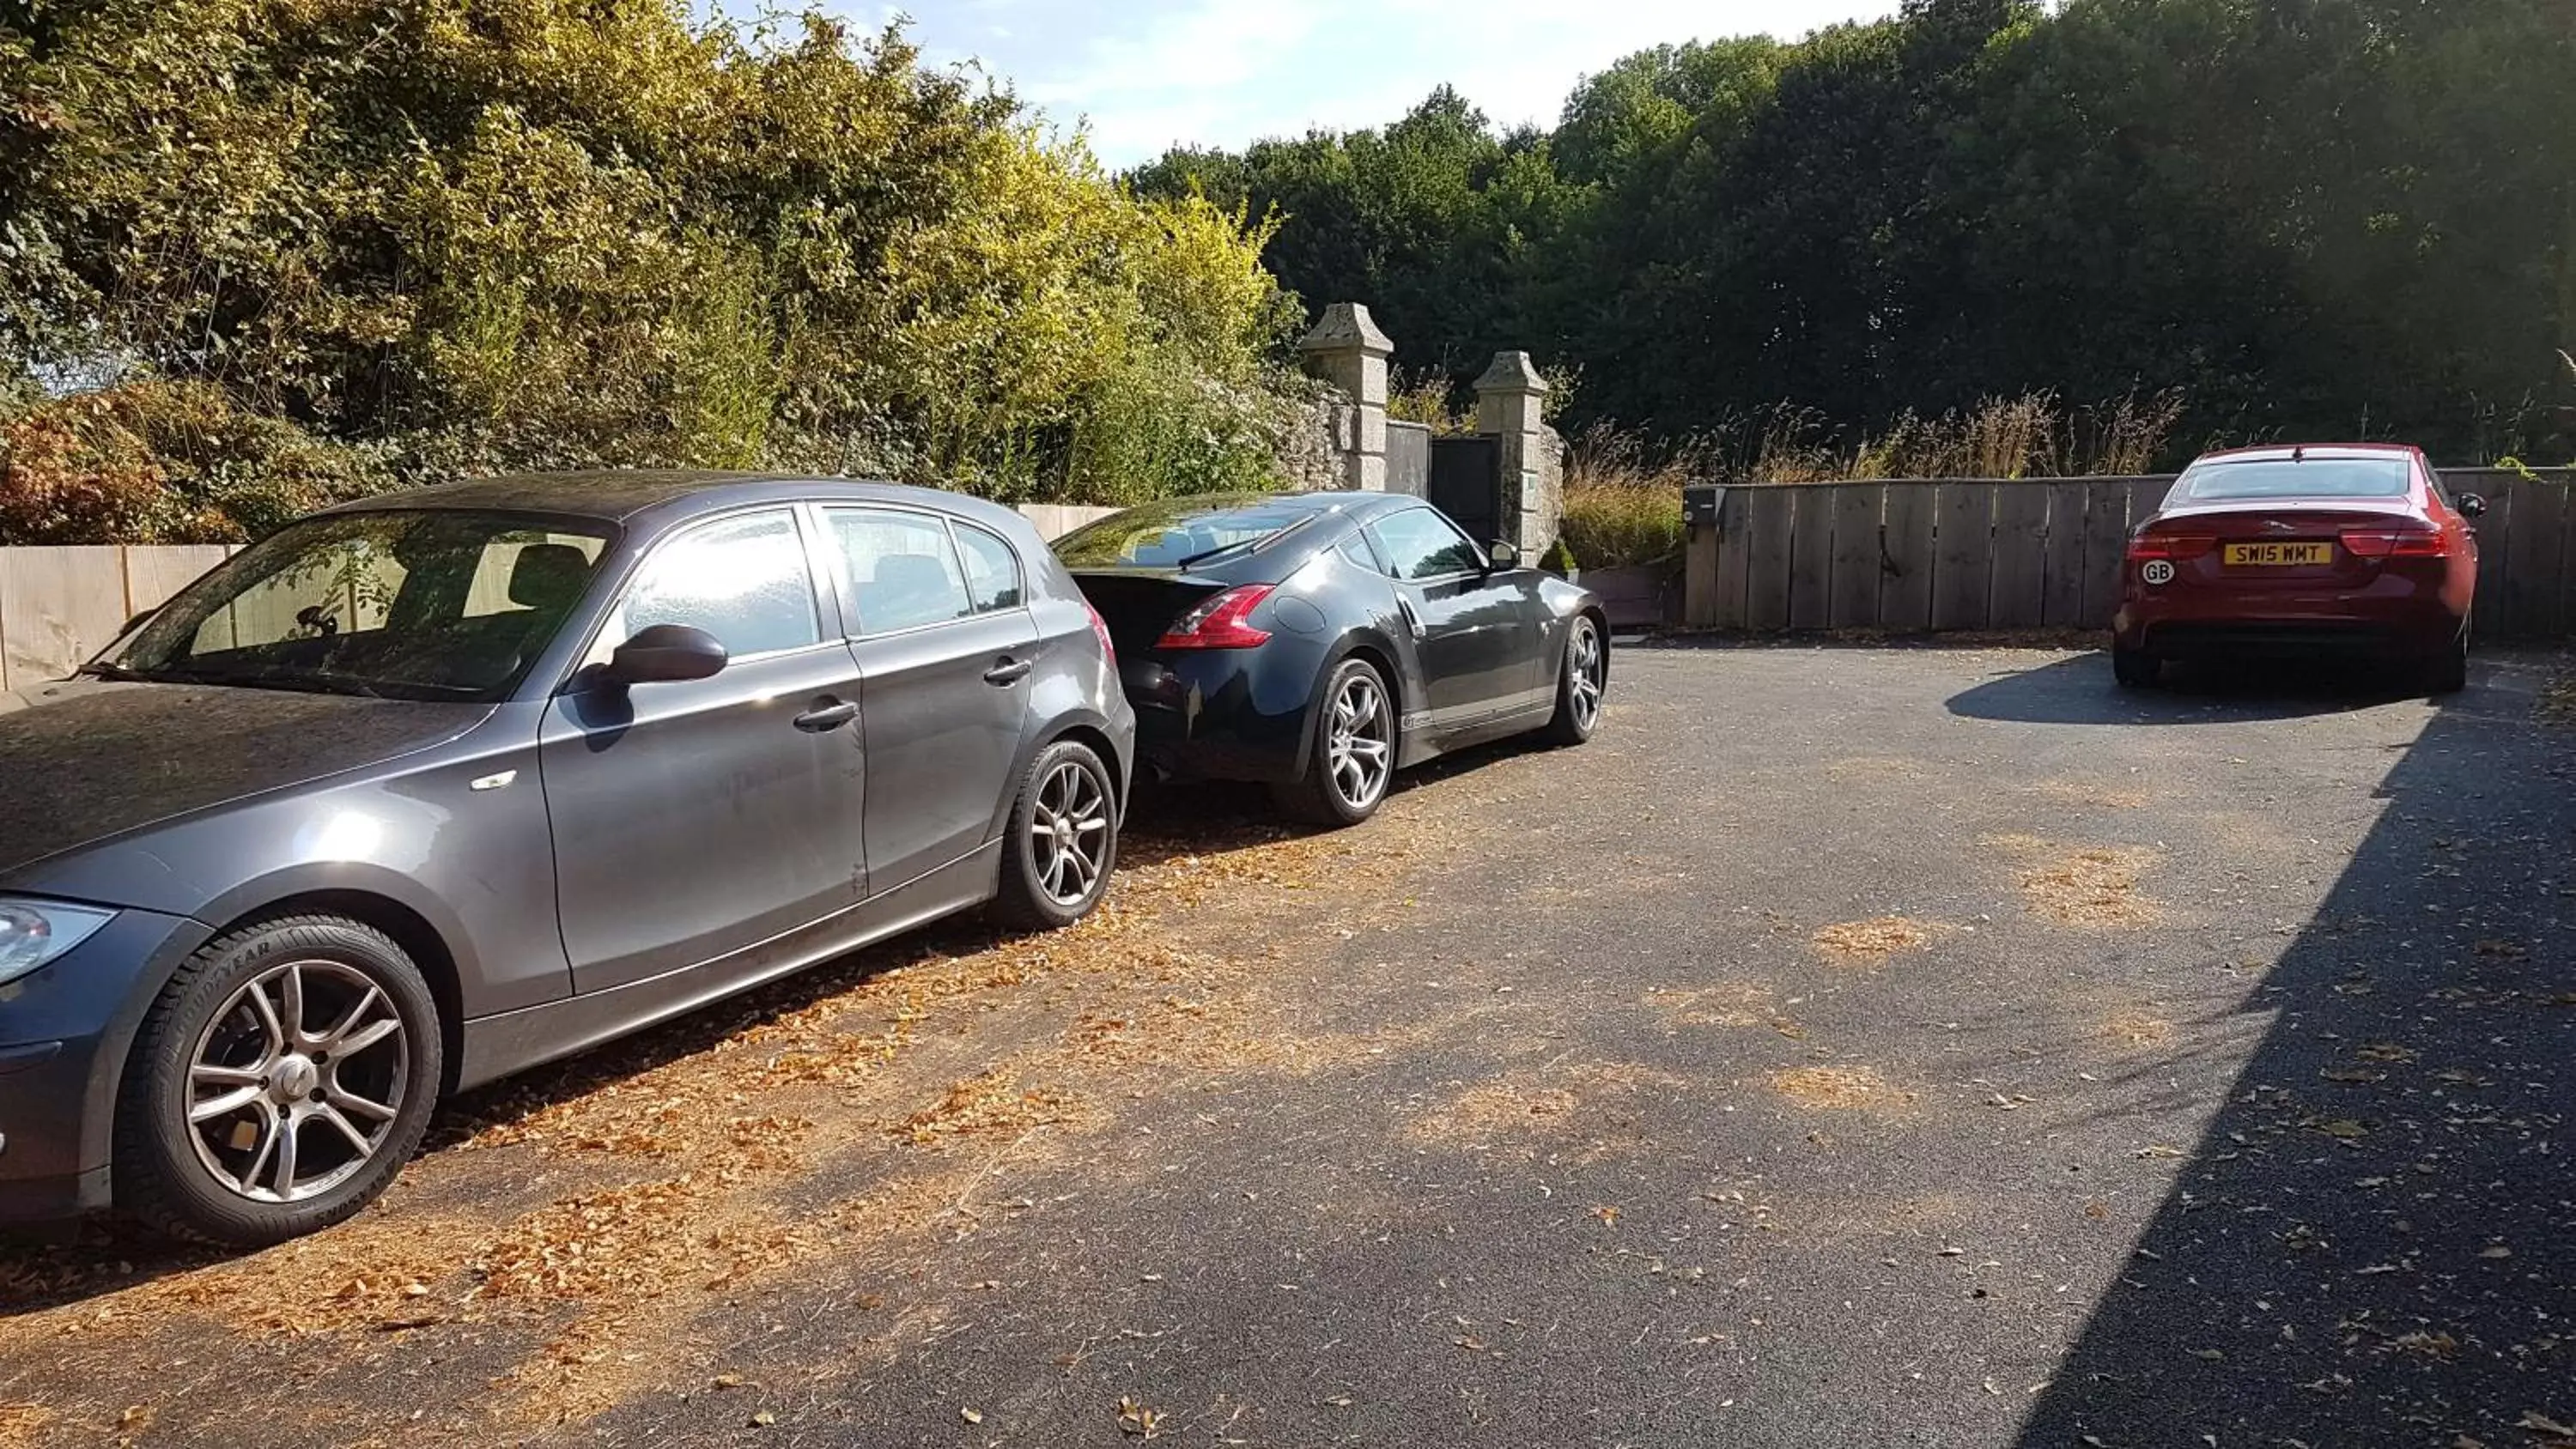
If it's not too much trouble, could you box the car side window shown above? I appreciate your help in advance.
[599,509,820,660]
[1365,508,1485,581]
[1335,533,1381,572]
[826,507,975,634]
[952,521,1025,611]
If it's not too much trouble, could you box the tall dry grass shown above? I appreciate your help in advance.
[1555,390,2186,567]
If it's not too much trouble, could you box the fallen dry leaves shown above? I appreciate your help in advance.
[0,800,1465,1438]
[1770,1065,1915,1111]
[0,1404,53,1449]
[2015,846,2162,927]
[2102,1010,2176,1047]
[1812,917,1934,965]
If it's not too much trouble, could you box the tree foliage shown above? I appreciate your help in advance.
[1136,0,2576,464]
[0,0,1309,542]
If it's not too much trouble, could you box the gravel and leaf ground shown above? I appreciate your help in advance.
[3,643,2571,1448]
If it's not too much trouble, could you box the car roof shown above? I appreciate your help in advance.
[319,470,1033,535]
[2192,444,2421,466]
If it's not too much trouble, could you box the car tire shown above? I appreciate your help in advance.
[115,915,443,1247]
[1540,614,1608,747]
[993,738,1120,931]
[2426,624,2470,696]
[2112,646,2160,689]
[1273,657,1397,828]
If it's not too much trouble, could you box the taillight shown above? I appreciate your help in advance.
[1084,601,1116,664]
[1155,585,1276,650]
[2128,532,2216,561]
[2339,527,2450,559]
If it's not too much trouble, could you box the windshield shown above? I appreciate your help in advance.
[106,510,616,701]
[1054,494,1321,569]
[2178,458,2411,502]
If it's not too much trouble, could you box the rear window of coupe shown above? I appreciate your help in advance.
[2178,458,2412,501]
[1054,496,1316,569]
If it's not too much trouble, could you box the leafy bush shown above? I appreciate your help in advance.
[0,3,1307,543]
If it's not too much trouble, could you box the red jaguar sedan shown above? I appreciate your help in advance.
[2113,444,2484,694]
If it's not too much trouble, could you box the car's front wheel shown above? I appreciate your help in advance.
[1273,658,1396,828]
[993,738,1121,931]
[116,915,443,1246]
[1540,615,1607,746]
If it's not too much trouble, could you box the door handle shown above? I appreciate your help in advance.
[793,699,860,732]
[983,657,1034,686]
[1395,596,1427,640]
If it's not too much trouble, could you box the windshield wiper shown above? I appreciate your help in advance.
[78,661,162,683]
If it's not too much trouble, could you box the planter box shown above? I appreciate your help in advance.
[1582,561,1681,630]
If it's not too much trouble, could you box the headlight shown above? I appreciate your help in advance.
[0,899,115,987]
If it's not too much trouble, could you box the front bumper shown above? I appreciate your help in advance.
[0,905,208,1225]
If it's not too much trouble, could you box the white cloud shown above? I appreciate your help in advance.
[876,0,1899,165]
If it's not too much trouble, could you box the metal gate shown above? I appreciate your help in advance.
[1428,435,1501,541]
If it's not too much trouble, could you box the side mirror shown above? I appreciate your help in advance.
[2457,492,2488,518]
[605,623,727,685]
[1488,540,1520,570]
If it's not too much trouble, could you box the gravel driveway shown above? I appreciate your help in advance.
[3,642,2571,1449]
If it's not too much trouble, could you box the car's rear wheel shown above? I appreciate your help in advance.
[1273,658,1395,828]
[993,739,1120,931]
[1540,615,1607,746]
[2112,645,2161,689]
[117,915,442,1246]
[2426,622,2470,695]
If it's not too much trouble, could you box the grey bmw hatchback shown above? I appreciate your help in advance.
[0,472,1134,1245]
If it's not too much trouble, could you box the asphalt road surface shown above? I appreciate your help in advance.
[3,642,2572,1449]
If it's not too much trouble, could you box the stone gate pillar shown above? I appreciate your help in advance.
[1298,303,1394,492]
[1474,350,1561,560]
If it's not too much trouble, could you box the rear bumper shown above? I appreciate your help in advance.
[1121,645,1326,785]
[2116,593,2464,660]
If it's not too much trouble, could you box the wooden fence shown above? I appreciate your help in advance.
[1682,468,2576,637]
[0,504,1116,694]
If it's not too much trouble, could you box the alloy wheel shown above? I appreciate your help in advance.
[1327,672,1394,809]
[1029,760,1111,906]
[184,960,410,1203]
[1569,624,1605,731]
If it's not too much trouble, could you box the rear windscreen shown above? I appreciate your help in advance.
[2178,458,2411,501]
[1054,495,1317,568]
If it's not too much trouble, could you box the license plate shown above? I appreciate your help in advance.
[2224,542,2333,567]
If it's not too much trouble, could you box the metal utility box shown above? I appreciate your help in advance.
[1683,484,1726,527]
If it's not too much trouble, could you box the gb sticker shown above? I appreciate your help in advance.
[2142,560,2177,586]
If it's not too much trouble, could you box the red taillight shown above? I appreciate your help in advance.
[1155,585,1276,650]
[2339,527,2449,559]
[1084,601,1116,664]
[2128,532,2216,561]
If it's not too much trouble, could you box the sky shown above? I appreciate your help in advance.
[839,1,1904,167]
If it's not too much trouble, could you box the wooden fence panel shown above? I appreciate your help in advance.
[1788,488,1835,631]
[1828,484,1886,629]
[1710,489,1753,629]
[1930,483,1996,631]
[2470,484,2512,638]
[1879,485,1937,632]
[1683,522,1722,627]
[123,545,231,616]
[2504,475,2564,637]
[1,545,128,691]
[2079,480,2134,628]
[1743,487,1796,632]
[2039,481,2088,627]
[1988,485,2051,629]
[2126,476,2173,526]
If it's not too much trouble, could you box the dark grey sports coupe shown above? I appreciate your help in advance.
[0,472,1133,1245]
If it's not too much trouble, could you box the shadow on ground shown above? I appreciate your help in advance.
[1947,652,2433,725]
[1997,661,2576,1444]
